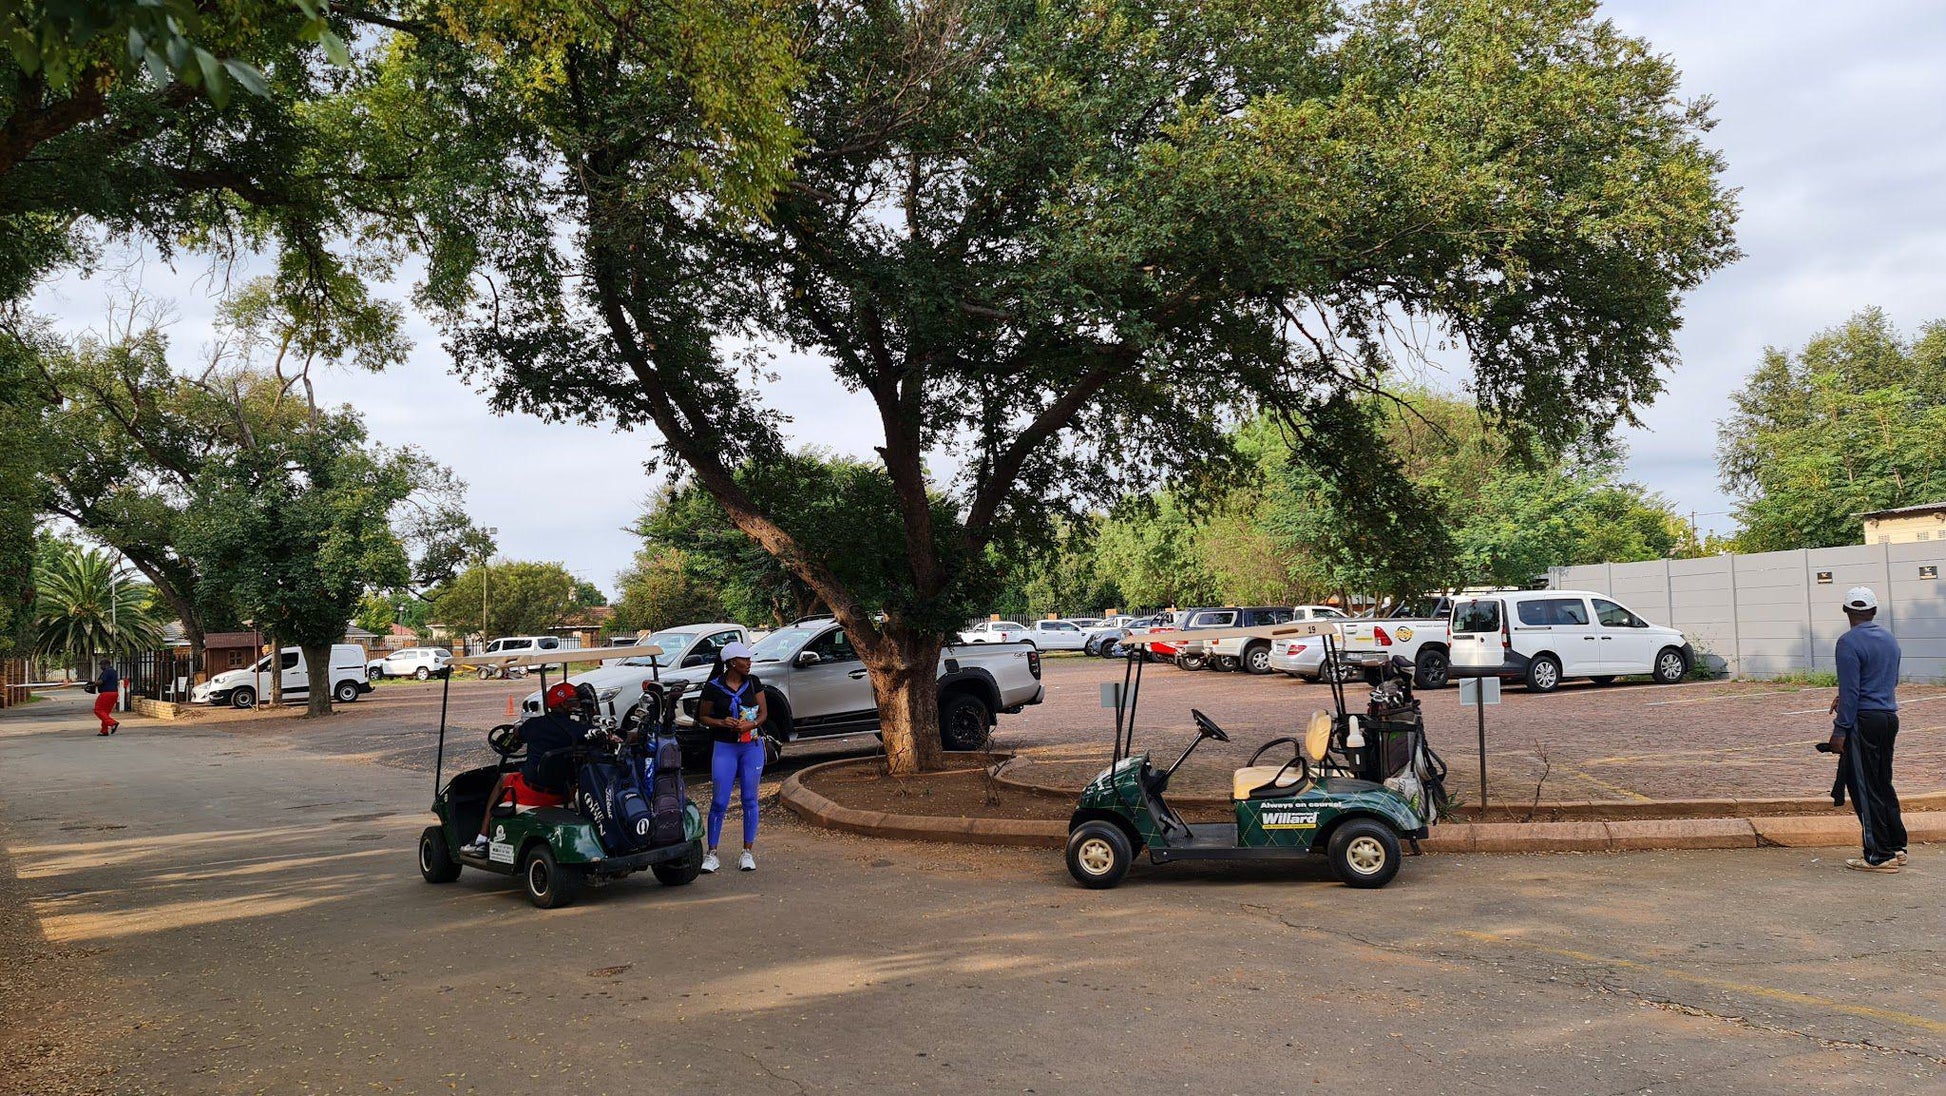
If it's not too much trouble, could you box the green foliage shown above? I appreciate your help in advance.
[181,409,414,653]
[32,540,165,668]
[3,1,345,103]
[430,561,580,639]
[986,518,1125,622]
[570,580,607,610]
[1719,309,1946,552]
[611,548,729,635]
[0,327,52,655]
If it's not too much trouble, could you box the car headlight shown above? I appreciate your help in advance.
[596,687,622,704]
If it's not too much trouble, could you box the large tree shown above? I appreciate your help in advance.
[430,561,582,641]
[1719,309,1946,552]
[378,0,1737,771]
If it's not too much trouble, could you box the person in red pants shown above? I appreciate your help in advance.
[93,660,120,736]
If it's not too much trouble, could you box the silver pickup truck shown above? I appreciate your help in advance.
[665,618,1044,767]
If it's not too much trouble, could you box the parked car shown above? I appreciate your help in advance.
[1257,606,1358,679]
[1095,614,1170,658]
[1338,596,1460,688]
[475,635,562,678]
[665,619,1046,767]
[192,644,372,709]
[1022,619,1091,651]
[366,647,453,681]
[1167,607,1304,671]
[520,623,751,718]
[1062,617,1103,630]
[1081,616,1135,655]
[1447,590,1692,692]
[960,620,1030,645]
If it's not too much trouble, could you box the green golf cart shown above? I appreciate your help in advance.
[416,643,706,908]
[1066,623,1446,890]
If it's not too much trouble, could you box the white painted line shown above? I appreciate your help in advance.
[1644,687,1826,708]
[1784,693,1946,716]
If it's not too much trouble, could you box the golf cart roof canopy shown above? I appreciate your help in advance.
[1119,621,1337,650]
[471,643,666,670]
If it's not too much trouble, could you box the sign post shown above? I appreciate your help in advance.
[1458,676,1501,809]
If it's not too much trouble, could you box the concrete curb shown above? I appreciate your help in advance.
[988,757,1946,822]
[780,757,1946,855]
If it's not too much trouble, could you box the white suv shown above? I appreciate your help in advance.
[1448,590,1691,692]
[366,647,453,681]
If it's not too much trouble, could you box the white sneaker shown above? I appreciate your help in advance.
[459,838,489,857]
[700,851,720,874]
[739,851,756,872]
[1894,849,1910,865]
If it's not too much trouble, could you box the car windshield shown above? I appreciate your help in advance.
[750,627,820,662]
[624,630,698,665]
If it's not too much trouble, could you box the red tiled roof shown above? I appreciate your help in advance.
[389,623,416,636]
[202,632,261,649]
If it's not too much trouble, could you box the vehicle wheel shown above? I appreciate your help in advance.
[1242,643,1273,675]
[1328,819,1401,889]
[1652,647,1688,685]
[333,680,361,704]
[939,693,992,752]
[1176,653,1206,671]
[477,667,492,680]
[415,667,431,681]
[1590,675,1617,686]
[651,843,704,886]
[1413,647,1451,689]
[1065,821,1132,889]
[231,686,256,709]
[1524,654,1562,693]
[522,846,583,909]
[368,667,383,682]
[418,826,461,883]
[1083,636,1100,655]
[1099,639,1121,659]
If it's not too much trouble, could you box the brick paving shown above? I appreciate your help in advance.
[998,656,1946,805]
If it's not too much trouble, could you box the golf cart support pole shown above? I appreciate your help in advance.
[433,664,451,802]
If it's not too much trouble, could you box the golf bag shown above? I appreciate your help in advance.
[579,756,657,855]
[1341,656,1451,823]
[646,735,688,847]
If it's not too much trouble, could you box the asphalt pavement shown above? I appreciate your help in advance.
[2,690,1941,1094]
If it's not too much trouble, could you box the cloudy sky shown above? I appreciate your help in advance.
[29,1,1946,597]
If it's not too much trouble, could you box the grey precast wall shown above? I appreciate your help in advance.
[1550,542,1946,683]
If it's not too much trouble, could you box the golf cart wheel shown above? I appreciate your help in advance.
[333,680,361,704]
[231,686,257,709]
[1652,647,1688,685]
[939,693,992,752]
[1065,821,1132,889]
[1176,653,1206,672]
[1413,647,1451,689]
[418,826,461,883]
[1524,654,1562,693]
[1328,819,1402,889]
[415,667,431,681]
[652,843,705,887]
[1242,643,1274,675]
[523,846,584,909]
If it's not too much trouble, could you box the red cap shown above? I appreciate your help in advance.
[544,682,579,711]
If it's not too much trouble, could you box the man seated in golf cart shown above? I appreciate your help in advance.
[460,681,585,856]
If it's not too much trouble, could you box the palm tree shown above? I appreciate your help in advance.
[33,545,166,674]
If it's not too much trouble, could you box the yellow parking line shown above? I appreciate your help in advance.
[1455,930,1946,1035]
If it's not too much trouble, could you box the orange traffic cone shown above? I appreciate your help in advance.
[505,694,515,717]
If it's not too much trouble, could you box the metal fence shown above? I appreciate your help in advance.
[116,648,204,703]
[1550,541,1946,682]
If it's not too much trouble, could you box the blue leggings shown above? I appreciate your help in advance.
[708,739,765,847]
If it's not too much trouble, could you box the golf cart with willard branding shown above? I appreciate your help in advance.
[1066,622,1448,890]
[416,643,705,908]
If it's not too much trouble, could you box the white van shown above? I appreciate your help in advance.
[191,644,373,709]
[1447,590,1691,692]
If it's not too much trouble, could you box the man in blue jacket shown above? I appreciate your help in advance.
[1826,586,1905,873]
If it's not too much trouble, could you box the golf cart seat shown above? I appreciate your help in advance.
[1231,712,1336,800]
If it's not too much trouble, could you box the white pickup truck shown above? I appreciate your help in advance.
[668,618,1045,767]
[959,620,1030,644]
[520,622,752,719]
[1338,597,1458,689]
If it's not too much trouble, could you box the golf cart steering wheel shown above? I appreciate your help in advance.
[487,723,524,758]
[1190,709,1230,742]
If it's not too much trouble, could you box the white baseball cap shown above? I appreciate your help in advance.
[721,641,756,660]
[1843,586,1878,611]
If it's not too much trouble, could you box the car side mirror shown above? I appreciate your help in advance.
[794,650,822,667]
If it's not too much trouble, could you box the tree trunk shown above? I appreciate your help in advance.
[267,634,285,706]
[302,643,333,717]
[862,630,945,776]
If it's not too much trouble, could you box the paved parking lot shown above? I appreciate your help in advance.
[146,659,1946,807]
[1003,657,1946,806]
[3,691,1942,1095]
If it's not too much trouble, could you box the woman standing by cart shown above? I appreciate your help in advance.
[696,641,767,873]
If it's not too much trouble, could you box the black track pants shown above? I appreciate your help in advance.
[1844,710,1906,863]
